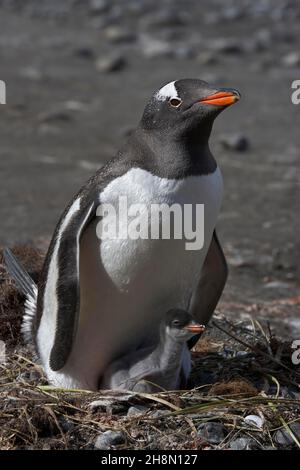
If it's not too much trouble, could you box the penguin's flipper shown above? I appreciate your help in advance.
[188,230,228,349]
[3,248,38,342]
[47,198,97,371]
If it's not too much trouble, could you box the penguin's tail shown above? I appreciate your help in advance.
[3,248,38,343]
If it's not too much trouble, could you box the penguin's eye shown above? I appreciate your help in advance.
[172,319,180,326]
[169,98,182,108]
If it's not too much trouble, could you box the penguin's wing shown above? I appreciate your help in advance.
[188,230,228,349]
[41,194,98,371]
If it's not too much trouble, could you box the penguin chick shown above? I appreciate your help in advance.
[101,309,205,393]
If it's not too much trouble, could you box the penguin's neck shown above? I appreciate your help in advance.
[126,126,216,178]
[156,331,185,373]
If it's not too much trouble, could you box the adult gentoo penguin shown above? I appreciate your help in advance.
[5,79,240,390]
[101,309,205,392]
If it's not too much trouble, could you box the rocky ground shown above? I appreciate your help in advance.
[0,0,300,450]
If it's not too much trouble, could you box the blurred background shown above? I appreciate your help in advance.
[0,0,299,335]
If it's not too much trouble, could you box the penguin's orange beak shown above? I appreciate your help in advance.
[200,89,240,107]
[184,323,205,334]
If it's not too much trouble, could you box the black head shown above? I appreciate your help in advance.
[163,308,205,341]
[141,78,240,144]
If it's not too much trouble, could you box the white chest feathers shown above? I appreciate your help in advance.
[98,167,223,299]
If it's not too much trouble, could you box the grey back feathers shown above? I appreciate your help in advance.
[3,248,37,343]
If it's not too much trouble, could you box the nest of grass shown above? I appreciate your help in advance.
[0,246,300,450]
[0,245,43,348]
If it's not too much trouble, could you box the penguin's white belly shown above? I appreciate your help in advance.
[99,166,223,293]
[58,167,223,389]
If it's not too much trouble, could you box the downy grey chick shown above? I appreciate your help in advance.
[101,309,205,392]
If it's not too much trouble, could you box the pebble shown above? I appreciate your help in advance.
[221,347,236,358]
[283,386,300,400]
[205,7,244,24]
[74,47,94,59]
[103,26,137,44]
[140,36,173,59]
[236,351,253,358]
[95,54,127,73]
[255,29,273,50]
[197,51,218,66]
[59,417,75,433]
[273,28,295,44]
[274,423,300,447]
[204,12,221,25]
[89,0,110,15]
[222,6,244,21]
[219,134,250,152]
[37,100,86,124]
[94,430,125,450]
[263,281,291,289]
[143,10,186,30]
[90,399,127,415]
[127,405,149,417]
[209,38,245,55]
[229,437,257,450]
[63,100,86,112]
[281,52,300,68]
[38,109,72,124]
[173,45,196,60]
[244,414,264,429]
[19,66,43,80]
[89,399,114,410]
[150,409,170,419]
[197,422,227,445]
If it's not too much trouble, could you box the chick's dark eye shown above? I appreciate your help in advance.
[169,98,182,108]
[172,320,180,326]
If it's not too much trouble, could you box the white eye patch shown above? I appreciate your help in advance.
[155,81,179,101]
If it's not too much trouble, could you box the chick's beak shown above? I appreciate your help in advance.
[199,88,240,107]
[184,323,206,334]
